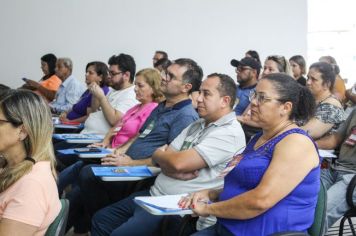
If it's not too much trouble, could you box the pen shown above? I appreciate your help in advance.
[197,199,212,204]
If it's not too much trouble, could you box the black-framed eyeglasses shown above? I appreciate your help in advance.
[249,90,280,104]
[163,71,180,82]
[236,66,253,73]
[109,71,124,77]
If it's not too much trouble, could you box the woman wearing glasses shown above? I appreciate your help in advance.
[302,62,345,139]
[238,55,292,141]
[0,90,60,235]
[59,61,110,123]
[180,73,319,236]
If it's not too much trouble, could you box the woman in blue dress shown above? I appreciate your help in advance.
[180,73,321,236]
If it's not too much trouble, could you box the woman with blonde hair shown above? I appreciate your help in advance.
[0,89,60,235]
[57,68,164,235]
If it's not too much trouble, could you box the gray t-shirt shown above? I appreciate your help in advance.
[149,112,246,230]
[332,109,356,173]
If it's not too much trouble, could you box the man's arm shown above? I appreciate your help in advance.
[90,84,123,126]
[316,132,343,149]
[152,146,207,173]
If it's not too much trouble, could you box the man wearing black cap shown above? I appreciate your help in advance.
[230,57,261,115]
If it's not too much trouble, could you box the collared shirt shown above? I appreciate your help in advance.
[234,84,256,115]
[50,75,86,113]
[125,99,198,159]
[150,111,245,230]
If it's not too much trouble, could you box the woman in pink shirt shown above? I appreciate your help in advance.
[0,90,60,236]
[92,68,164,149]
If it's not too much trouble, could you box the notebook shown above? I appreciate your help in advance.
[134,194,193,215]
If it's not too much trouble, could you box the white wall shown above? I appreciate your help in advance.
[0,0,307,88]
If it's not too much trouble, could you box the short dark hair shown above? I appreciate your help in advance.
[309,62,335,91]
[289,55,306,74]
[108,53,136,83]
[173,58,203,94]
[86,61,109,87]
[155,51,168,59]
[154,58,171,70]
[263,73,316,122]
[41,53,57,79]
[207,73,237,109]
[246,50,261,64]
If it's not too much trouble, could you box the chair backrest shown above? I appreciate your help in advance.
[45,199,70,236]
[308,181,327,236]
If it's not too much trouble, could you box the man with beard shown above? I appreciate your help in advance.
[81,53,139,135]
[230,57,261,115]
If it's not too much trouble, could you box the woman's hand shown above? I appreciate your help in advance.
[88,142,108,148]
[25,79,40,89]
[101,153,133,166]
[178,189,211,209]
[59,112,68,122]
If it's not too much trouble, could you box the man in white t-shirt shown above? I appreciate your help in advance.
[91,73,246,235]
[54,54,138,170]
[81,53,139,134]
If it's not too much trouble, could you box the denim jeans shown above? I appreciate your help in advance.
[91,190,183,236]
[57,161,89,233]
[321,168,355,231]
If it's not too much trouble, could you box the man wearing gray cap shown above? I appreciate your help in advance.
[230,57,261,115]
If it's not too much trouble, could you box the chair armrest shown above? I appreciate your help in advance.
[346,174,356,209]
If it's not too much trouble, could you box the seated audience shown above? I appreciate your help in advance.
[237,55,291,141]
[59,61,110,123]
[90,73,246,236]
[60,58,201,235]
[22,53,62,102]
[316,108,356,232]
[49,57,86,113]
[230,57,261,115]
[302,62,345,139]
[57,68,164,235]
[319,56,346,104]
[54,54,139,169]
[0,89,60,235]
[180,73,319,236]
[289,55,307,86]
[80,53,139,135]
[92,68,164,149]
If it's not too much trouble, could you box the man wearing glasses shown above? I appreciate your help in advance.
[79,58,202,221]
[230,57,261,115]
[81,53,139,135]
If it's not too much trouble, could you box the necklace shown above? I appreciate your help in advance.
[254,121,295,150]
[317,93,333,105]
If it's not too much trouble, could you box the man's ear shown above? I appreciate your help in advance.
[222,96,231,108]
[182,83,193,94]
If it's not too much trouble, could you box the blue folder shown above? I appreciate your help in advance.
[91,166,153,177]
[57,147,112,155]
